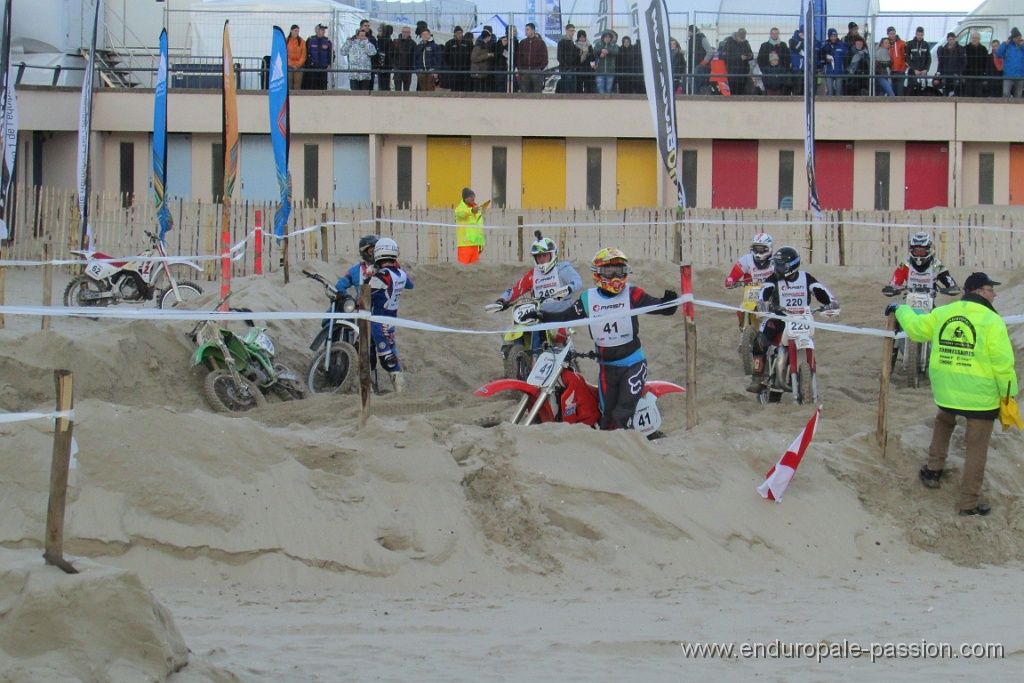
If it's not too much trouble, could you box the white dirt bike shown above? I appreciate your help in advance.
[884,284,955,389]
[758,305,836,405]
[65,230,204,309]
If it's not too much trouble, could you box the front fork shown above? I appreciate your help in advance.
[789,344,817,404]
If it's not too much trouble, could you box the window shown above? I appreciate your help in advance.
[586,147,602,209]
[492,146,507,208]
[304,144,319,204]
[874,151,890,210]
[682,149,697,208]
[211,142,224,202]
[978,152,994,205]
[778,150,794,209]
[396,146,412,209]
[119,142,134,207]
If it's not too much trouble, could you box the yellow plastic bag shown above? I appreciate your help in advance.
[999,381,1023,432]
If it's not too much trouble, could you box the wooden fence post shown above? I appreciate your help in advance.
[517,215,524,262]
[358,283,372,429]
[320,211,329,262]
[681,265,697,429]
[0,241,6,329]
[876,314,897,457]
[254,209,263,275]
[43,370,78,574]
[41,239,53,330]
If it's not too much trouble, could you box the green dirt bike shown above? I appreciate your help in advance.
[188,299,307,414]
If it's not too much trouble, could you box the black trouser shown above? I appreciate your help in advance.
[394,70,412,91]
[598,359,648,430]
[304,67,329,90]
[752,318,785,359]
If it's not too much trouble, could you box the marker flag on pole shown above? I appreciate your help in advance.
[77,0,102,249]
[803,0,822,215]
[269,26,292,240]
[222,21,239,205]
[638,0,686,208]
[757,407,821,502]
[0,0,17,241]
[153,29,172,242]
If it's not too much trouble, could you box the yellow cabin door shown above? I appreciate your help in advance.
[1011,144,1024,206]
[522,138,566,209]
[426,137,470,209]
[616,139,658,209]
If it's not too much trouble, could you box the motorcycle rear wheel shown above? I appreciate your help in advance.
[158,281,204,309]
[203,369,266,414]
[63,275,110,307]
[739,326,758,375]
[307,342,359,394]
[503,345,533,381]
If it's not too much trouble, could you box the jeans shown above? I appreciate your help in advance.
[559,73,576,94]
[595,74,614,93]
[1004,78,1024,97]
[875,75,895,96]
[825,75,843,95]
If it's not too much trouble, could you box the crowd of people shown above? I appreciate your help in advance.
[280,18,1024,97]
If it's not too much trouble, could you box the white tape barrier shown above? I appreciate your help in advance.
[0,409,75,424]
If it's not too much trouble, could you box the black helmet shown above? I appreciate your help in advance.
[772,246,800,278]
[358,234,379,264]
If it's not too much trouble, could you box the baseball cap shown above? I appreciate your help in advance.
[964,272,1001,291]
[316,23,327,30]
[848,21,858,29]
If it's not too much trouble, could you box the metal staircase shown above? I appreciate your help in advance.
[80,48,138,88]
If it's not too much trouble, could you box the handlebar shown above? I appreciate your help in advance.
[302,269,340,299]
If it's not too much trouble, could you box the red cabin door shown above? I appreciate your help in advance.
[905,142,949,210]
[712,140,758,208]
[814,141,855,210]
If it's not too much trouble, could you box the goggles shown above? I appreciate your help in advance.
[910,246,931,257]
[596,263,629,279]
[751,245,771,255]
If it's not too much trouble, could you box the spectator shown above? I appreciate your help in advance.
[988,39,1004,97]
[757,27,791,78]
[845,36,870,95]
[761,51,788,96]
[393,26,415,91]
[936,32,966,96]
[962,32,989,97]
[996,27,1024,98]
[494,32,515,93]
[286,25,306,91]
[357,20,379,89]
[341,25,377,91]
[687,24,713,94]
[593,29,619,94]
[470,30,495,92]
[820,28,847,96]
[720,29,754,96]
[874,37,896,96]
[788,28,804,96]
[455,188,485,264]
[843,21,865,49]
[517,22,548,93]
[574,29,595,93]
[669,38,686,93]
[305,23,333,90]
[618,36,645,94]
[414,29,443,92]
[893,272,1017,517]
[906,26,931,95]
[444,26,473,92]
[557,24,577,94]
[376,24,395,91]
[886,26,907,96]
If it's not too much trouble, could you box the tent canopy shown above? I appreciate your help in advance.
[467,14,559,47]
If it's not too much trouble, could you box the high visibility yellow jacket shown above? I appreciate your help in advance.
[896,294,1018,412]
[454,200,485,248]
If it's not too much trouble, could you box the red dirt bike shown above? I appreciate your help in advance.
[474,335,685,436]
[757,304,837,405]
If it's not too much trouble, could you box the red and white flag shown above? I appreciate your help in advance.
[757,407,821,502]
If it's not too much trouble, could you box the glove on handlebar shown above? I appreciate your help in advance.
[884,303,900,317]
[520,309,545,323]
[494,299,510,311]
[882,285,900,297]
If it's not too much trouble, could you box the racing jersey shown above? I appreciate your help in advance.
[725,253,774,288]
[336,262,373,298]
[888,258,957,292]
[367,265,413,318]
[760,271,837,311]
[498,261,583,313]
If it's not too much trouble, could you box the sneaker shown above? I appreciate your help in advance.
[918,465,942,489]
[959,504,991,516]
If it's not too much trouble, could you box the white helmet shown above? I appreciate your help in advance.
[750,232,774,268]
[909,232,934,268]
[530,232,558,274]
[373,237,399,264]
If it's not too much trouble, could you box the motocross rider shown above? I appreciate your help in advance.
[725,232,775,327]
[335,234,379,297]
[365,237,414,393]
[492,232,583,354]
[882,232,960,297]
[523,248,678,430]
[747,246,840,393]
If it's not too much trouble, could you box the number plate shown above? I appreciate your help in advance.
[743,285,762,302]
[795,336,815,349]
[907,292,932,312]
[633,392,661,435]
[512,302,539,326]
[526,351,557,387]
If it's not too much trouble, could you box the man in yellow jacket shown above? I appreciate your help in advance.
[890,272,1017,516]
[455,187,485,264]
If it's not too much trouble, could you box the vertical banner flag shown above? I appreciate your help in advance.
[152,29,172,242]
[803,0,822,215]
[627,1,640,45]
[639,0,686,207]
[757,407,821,502]
[78,0,102,249]
[222,21,239,207]
[0,0,17,241]
[591,0,610,41]
[269,26,292,239]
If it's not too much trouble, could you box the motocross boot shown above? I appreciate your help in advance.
[390,372,405,394]
[746,357,766,393]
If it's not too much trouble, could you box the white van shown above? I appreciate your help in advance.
[951,0,1022,48]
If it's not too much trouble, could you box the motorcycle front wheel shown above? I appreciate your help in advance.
[307,342,359,394]
[203,369,267,414]
[503,346,533,381]
[63,275,110,307]
[906,340,923,389]
[739,326,758,375]
[797,362,815,405]
[158,281,204,309]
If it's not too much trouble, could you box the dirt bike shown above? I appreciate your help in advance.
[485,287,571,381]
[730,282,764,375]
[65,230,204,309]
[757,304,836,405]
[884,284,955,389]
[303,270,360,394]
[188,299,307,414]
[474,335,685,437]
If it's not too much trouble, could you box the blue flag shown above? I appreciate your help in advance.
[804,0,822,215]
[153,29,172,241]
[269,26,292,239]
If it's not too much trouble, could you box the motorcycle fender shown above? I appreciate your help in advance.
[642,381,686,398]
[164,258,204,273]
[474,379,540,399]
[503,329,524,343]
[310,325,330,352]
[192,343,228,370]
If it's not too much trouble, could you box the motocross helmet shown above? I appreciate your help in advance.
[358,234,379,265]
[909,232,934,269]
[750,232,774,268]
[772,246,801,279]
[373,237,399,265]
[591,247,631,295]
[530,232,558,274]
